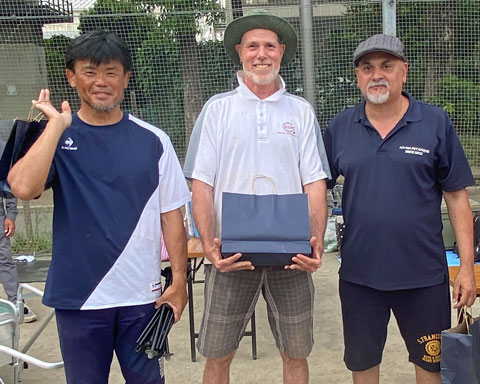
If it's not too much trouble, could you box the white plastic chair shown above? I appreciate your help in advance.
[0,283,63,384]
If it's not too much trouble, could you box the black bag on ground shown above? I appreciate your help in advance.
[453,213,480,263]
[474,214,480,263]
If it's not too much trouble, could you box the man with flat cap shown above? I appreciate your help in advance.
[184,9,330,384]
[324,34,476,383]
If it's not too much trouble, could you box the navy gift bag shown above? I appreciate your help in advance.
[221,175,311,266]
[441,307,480,384]
[0,107,46,197]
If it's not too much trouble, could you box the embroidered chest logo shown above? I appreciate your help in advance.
[399,145,430,156]
[416,333,441,363]
[277,122,297,137]
[61,137,78,151]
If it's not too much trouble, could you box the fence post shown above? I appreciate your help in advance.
[300,0,316,111]
[22,200,34,245]
[382,0,397,36]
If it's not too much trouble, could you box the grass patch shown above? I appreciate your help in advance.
[12,232,52,254]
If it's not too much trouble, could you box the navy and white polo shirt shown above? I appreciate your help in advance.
[43,113,190,310]
[324,93,474,290]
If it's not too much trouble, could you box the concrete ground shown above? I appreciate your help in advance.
[1,251,479,384]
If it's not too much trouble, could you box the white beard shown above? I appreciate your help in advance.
[366,80,390,104]
[243,65,280,86]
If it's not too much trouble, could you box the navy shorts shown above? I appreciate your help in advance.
[56,303,165,384]
[339,278,451,373]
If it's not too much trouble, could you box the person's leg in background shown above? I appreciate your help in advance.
[0,228,19,302]
[0,228,36,322]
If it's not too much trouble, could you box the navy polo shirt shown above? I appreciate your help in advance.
[324,93,474,290]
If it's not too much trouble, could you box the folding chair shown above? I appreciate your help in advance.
[0,283,63,384]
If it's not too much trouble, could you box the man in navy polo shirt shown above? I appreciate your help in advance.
[7,31,190,383]
[324,34,477,384]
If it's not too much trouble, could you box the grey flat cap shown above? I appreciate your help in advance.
[353,34,406,66]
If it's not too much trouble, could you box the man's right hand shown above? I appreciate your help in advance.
[206,238,254,272]
[33,89,72,132]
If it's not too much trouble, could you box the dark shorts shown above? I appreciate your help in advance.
[56,303,165,384]
[197,265,314,359]
[339,278,451,373]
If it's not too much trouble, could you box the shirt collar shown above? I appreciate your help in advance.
[236,71,286,101]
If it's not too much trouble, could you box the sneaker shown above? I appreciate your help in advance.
[23,304,37,323]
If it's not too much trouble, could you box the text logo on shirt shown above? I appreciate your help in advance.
[61,137,78,151]
[399,145,430,156]
[277,122,297,137]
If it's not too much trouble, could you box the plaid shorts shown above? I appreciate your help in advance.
[197,265,315,359]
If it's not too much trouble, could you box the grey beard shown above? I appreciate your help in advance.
[243,66,280,86]
[366,80,390,104]
[84,99,119,113]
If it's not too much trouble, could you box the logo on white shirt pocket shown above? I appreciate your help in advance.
[277,122,297,137]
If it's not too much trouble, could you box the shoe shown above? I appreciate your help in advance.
[23,304,37,323]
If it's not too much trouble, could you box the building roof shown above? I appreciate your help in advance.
[70,0,95,11]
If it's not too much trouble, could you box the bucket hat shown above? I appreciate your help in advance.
[353,34,406,66]
[224,9,297,66]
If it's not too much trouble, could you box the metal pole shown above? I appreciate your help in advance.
[382,0,397,36]
[224,0,233,26]
[300,0,316,111]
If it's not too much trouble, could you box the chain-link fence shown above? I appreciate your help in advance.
[1,0,479,252]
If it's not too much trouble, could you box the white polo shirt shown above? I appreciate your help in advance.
[184,72,330,237]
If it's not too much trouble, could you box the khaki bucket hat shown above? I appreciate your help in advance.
[224,9,298,66]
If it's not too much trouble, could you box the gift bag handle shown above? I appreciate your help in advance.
[27,105,45,123]
[252,174,277,194]
[458,306,474,334]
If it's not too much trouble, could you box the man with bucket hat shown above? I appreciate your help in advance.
[324,34,476,383]
[184,9,330,383]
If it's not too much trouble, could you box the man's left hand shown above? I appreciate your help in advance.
[154,282,188,323]
[452,266,477,308]
[4,218,15,238]
[286,236,323,272]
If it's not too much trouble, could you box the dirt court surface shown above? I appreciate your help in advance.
[0,250,478,384]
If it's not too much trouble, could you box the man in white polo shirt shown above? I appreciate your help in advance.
[184,9,330,384]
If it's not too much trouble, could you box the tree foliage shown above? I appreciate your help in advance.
[42,0,480,164]
[44,35,76,110]
[316,0,480,140]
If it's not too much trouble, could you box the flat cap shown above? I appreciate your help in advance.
[353,34,406,66]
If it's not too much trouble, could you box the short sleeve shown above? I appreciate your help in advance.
[436,112,474,192]
[298,108,329,185]
[189,105,218,187]
[158,136,191,213]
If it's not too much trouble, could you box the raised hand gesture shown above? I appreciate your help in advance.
[32,89,72,133]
